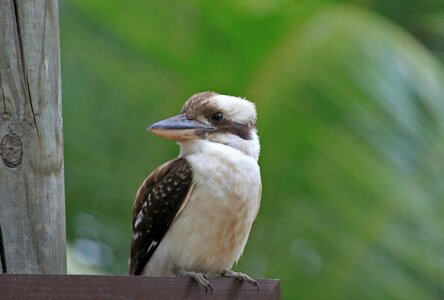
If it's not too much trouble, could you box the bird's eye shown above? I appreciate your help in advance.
[210,112,224,123]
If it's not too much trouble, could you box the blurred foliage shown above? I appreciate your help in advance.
[61,0,444,299]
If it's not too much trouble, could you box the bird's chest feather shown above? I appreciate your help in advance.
[167,144,261,272]
[186,145,261,222]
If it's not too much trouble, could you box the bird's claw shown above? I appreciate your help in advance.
[221,269,260,291]
[172,265,213,294]
[196,273,213,294]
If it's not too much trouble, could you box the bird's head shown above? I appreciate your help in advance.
[148,92,260,160]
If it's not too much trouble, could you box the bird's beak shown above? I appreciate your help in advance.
[148,113,215,141]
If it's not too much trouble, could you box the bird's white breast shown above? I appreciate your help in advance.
[142,140,261,276]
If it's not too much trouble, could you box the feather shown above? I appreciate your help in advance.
[129,158,193,275]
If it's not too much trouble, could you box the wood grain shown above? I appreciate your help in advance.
[0,274,280,299]
[0,0,65,273]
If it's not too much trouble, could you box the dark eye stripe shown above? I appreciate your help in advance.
[218,121,252,140]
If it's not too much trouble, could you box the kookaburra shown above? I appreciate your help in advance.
[129,92,261,292]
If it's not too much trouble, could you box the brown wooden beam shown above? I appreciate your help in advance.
[0,274,280,299]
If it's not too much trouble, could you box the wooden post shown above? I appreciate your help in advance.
[0,0,65,273]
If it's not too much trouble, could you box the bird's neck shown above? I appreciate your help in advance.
[179,133,260,162]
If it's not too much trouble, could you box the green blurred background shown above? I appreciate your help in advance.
[61,0,444,298]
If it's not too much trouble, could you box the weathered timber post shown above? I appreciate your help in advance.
[0,0,65,273]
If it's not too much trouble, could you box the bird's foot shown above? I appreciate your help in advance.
[221,269,260,290]
[172,265,213,294]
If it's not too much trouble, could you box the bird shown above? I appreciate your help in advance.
[129,91,262,293]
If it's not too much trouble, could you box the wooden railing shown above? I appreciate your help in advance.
[0,274,280,299]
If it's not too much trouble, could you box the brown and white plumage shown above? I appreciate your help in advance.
[129,158,193,275]
[129,92,261,291]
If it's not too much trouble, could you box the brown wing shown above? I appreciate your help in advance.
[129,158,193,275]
